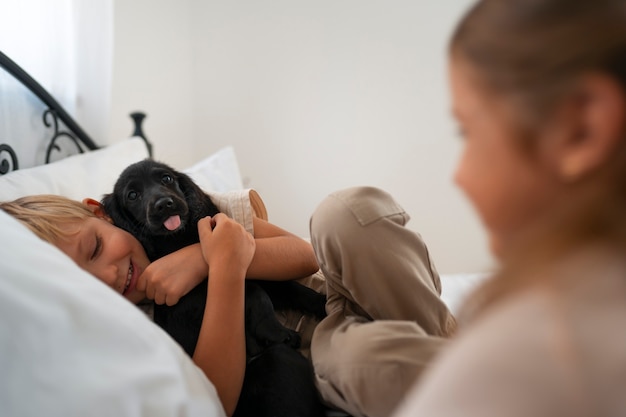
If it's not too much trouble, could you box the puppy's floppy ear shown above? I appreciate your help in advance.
[174,170,220,217]
[100,193,114,213]
[100,192,138,232]
[100,193,126,222]
[83,198,114,223]
[176,171,204,194]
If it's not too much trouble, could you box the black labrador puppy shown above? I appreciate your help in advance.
[102,159,326,417]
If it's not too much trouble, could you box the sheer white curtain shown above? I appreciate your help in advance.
[0,0,113,143]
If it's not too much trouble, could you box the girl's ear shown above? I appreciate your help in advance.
[82,198,114,223]
[553,73,626,181]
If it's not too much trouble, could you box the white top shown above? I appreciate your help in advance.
[394,248,626,417]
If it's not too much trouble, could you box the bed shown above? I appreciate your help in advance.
[0,50,484,417]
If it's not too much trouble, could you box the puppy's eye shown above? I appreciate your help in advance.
[162,174,173,185]
[127,190,138,200]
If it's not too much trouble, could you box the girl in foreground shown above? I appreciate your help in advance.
[394,0,626,415]
[0,195,319,417]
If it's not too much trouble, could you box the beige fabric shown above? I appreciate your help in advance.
[206,189,267,235]
[308,187,457,417]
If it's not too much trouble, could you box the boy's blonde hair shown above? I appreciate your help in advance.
[0,195,97,244]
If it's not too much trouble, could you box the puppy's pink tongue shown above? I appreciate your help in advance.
[164,215,181,231]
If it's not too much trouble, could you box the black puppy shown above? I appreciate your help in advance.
[102,159,326,417]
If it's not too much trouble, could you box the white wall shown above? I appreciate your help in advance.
[109,0,196,168]
[111,0,494,274]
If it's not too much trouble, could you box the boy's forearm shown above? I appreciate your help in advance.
[246,236,319,280]
[187,237,318,281]
[192,264,246,416]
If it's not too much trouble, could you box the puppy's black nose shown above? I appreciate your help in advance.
[155,197,175,213]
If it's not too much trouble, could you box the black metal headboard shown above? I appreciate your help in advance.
[0,50,151,175]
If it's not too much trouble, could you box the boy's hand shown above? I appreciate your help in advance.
[137,244,207,306]
[198,214,255,277]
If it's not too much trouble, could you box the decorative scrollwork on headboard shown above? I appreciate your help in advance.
[43,109,86,164]
[0,50,97,175]
[0,144,18,175]
[0,50,152,176]
[0,50,98,170]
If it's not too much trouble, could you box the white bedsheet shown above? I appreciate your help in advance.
[440,273,489,315]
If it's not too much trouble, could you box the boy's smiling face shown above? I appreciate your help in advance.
[55,215,150,304]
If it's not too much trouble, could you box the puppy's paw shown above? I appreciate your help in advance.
[311,295,327,319]
[246,326,301,358]
[281,328,301,349]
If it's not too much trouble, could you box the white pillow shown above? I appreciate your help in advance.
[0,138,150,201]
[0,209,225,417]
[0,141,243,202]
[182,146,244,192]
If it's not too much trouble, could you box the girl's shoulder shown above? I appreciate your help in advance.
[394,289,584,417]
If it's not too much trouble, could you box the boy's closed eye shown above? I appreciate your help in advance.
[91,234,102,260]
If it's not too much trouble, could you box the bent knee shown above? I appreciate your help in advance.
[310,186,408,241]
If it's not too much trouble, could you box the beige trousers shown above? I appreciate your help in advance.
[308,187,457,417]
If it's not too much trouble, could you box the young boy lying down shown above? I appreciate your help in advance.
[0,194,319,417]
[3,188,458,417]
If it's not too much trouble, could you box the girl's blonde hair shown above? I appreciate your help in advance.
[0,195,97,244]
[450,0,626,318]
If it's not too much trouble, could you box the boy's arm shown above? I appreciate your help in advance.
[192,215,252,417]
[138,244,208,305]
[246,216,319,280]
[139,216,319,305]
